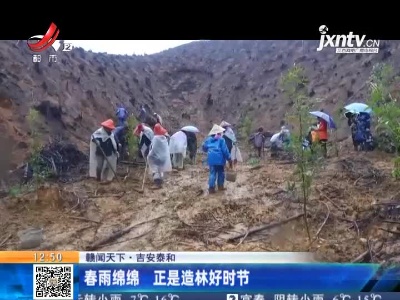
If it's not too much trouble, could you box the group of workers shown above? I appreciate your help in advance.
[246,114,329,159]
[267,108,374,158]
[88,102,374,193]
[89,104,242,192]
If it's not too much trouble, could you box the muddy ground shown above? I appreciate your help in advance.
[1,142,400,264]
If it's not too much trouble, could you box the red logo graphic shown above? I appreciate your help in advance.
[27,22,60,52]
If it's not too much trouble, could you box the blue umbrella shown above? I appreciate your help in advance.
[309,111,336,129]
[181,125,200,133]
[344,102,372,114]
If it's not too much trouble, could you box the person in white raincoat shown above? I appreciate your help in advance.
[147,124,172,188]
[220,121,242,167]
[169,130,187,170]
[270,126,291,157]
[134,124,154,158]
[89,119,118,182]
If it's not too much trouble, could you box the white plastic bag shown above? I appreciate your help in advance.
[231,145,243,162]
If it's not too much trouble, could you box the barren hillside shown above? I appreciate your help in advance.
[1,40,400,168]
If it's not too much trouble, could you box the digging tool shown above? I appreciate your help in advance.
[139,157,149,192]
[91,135,119,182]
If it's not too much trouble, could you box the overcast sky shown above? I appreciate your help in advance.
[65,40,196,55]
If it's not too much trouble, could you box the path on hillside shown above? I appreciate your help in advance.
[1,148,400,263]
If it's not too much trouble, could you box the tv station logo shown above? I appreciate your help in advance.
[27,22,73,63]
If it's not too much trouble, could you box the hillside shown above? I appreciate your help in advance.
[1,40,400,168]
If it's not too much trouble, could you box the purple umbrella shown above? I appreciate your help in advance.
[309,111,336,129]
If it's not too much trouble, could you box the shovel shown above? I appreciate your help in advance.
[139,158,149,193]
[92,135,119,182]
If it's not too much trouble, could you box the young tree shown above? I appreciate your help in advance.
[27,108,49,184]
[367,63,400,178]
[280,65,318,242]
[126,116,139,161]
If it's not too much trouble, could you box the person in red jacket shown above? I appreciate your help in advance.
[315,117,328,157]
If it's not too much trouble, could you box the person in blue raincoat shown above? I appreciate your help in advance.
[113,125,129,160]
[345,111,374,151]
[115,105,128,126]
[202,124,233,194]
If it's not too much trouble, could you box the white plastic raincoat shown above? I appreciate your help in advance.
[270,133,281,143]
[89,127,118,181]
[231,144,243,162]
[147,135,172,178]
[139,126,154,157]
[169,130,187,156]
[224,127,237,143]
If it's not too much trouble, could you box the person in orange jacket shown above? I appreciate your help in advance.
[314,117,328,157]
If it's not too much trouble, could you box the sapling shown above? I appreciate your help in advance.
[280,65,320,242]
[367,63,400,178]
[126,116,139,161]
[26,108,49,184]
[332,106,344,157]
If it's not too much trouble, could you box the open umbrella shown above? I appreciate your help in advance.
[309,111,336,129]
[344,102,372,114]
[181,125,200,133]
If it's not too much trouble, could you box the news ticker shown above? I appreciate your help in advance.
[76,293,396,300]
[1,260,399,299]
[0,251,314,263]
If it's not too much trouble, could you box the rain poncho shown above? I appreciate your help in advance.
[231,144,243,162]
[222,126,241,162]
[170,130,187,169]
[270,133,282,146]
[89,127,118,181]
[169,131,187,156]
[116,106,128,126]
[147,135,172,176]
[224,127,237,143]
[353,112,374,150]
[202,136,231,166]
[139,126,154,157]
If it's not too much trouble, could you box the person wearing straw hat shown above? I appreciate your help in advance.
[147,124,172,189]
[202,124,233,193]
[89,119,118,182]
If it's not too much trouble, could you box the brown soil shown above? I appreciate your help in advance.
[1,144,400,264]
